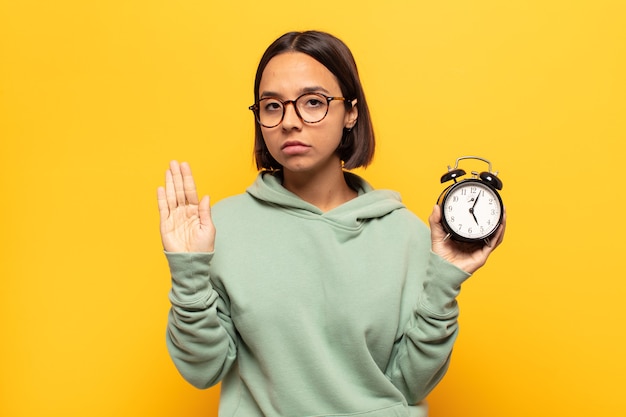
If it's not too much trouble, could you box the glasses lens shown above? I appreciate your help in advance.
[255,94,331,127]
[257,98,283,127]
[296,94,329,123]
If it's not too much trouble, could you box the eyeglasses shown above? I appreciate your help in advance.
[249,93,348,128]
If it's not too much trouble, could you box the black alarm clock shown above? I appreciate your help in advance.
[437,156,504,245]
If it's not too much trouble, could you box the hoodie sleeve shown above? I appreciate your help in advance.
[385,251,470,404]
[165,252,238,389]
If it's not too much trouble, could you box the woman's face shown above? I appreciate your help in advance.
[258,52,358,175]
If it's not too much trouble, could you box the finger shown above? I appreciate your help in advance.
[157,186,169,219]
[428,204,441,227]
[493,210,507,247]
[198,195,212,226]
[169,160,186,206]
[494,221,506,247]
[429,205,449,242]
[180,162,199,205]
[483,223,505,255]
[164,168,177,208]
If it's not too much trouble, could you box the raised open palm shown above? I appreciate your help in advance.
[157,161,215,253]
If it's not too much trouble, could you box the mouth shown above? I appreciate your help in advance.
[281,140,309,150]
[281,141,311,155]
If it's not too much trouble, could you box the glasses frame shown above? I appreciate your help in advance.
[249,93,348,128]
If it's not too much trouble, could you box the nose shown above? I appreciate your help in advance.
[281,101,303,129]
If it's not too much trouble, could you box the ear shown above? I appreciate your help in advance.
[344,99,358,129]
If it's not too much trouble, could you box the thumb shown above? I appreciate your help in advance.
[429,204,442,228]
[429,204,449,242]
[198,195,212,227]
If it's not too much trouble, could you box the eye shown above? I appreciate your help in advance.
[261,99,282,112]
[301,94,325,108]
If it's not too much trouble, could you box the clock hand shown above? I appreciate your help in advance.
[469,207,479,225]
[469,193,480,225]
[472,193,480,209]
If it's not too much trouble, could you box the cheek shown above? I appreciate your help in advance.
[260,129,284,162]
[260,128,278,148]
[327,123,347,145]
[321,113,349,142]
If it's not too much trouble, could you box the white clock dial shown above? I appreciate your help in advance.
[442,181,502,240]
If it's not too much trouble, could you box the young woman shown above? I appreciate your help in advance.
[157,30,505,417]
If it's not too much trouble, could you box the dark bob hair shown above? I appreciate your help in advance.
[252,31,375,170]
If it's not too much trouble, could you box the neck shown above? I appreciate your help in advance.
[281,163,357,212]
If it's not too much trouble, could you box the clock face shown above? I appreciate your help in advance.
[441,180,502,241]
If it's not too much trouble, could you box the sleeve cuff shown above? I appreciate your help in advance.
[165,251,215,305]
[419,251,471,317]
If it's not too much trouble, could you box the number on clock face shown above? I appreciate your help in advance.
[444,182,501,239]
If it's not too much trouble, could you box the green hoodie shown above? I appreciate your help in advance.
[165,172,470,417]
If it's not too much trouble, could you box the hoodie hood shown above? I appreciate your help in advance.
[246,171,405,230]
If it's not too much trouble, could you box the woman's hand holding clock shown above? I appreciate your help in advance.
[429,204,506,275]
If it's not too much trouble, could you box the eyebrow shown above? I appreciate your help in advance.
[260,86,332,99]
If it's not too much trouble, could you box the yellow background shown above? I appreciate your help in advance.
[1,0,624,416]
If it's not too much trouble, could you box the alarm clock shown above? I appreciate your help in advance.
[436,156,504,245]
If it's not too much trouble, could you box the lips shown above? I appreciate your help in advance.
[281,141,311,155]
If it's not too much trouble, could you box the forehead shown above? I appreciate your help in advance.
[259,52,341,96]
